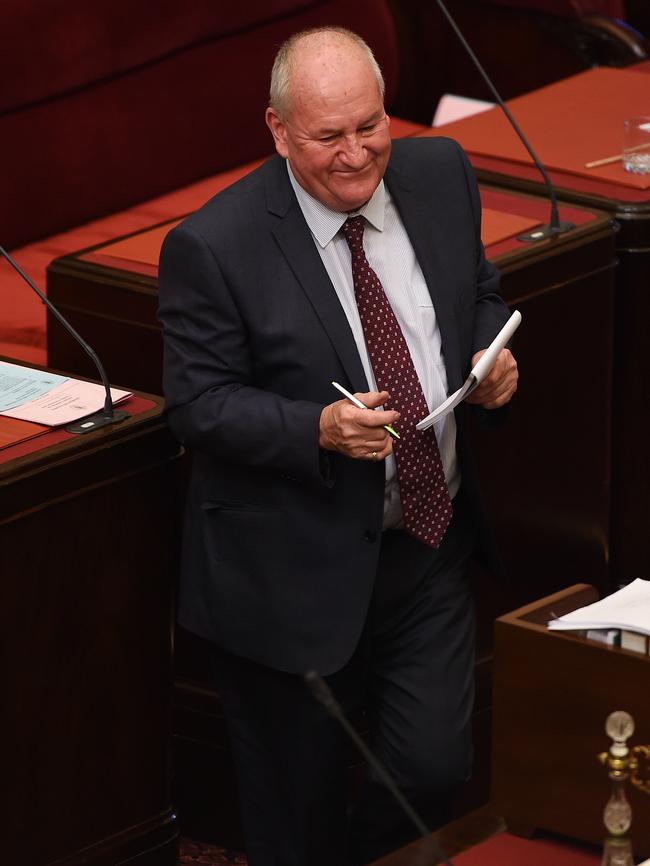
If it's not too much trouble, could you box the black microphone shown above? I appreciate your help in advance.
[0,245,130,433]
[304,670,454,866]
[434,0,575,243]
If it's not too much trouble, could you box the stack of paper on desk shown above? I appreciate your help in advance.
[548,579,650,637]
[0,360,130,426]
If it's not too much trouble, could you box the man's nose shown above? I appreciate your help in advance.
[340,135,365,165]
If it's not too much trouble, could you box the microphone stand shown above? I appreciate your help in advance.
[304,670,454,866]
[0,245,130,433]
[434,0,576,242]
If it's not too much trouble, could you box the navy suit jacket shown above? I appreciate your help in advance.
[158,136,510,675]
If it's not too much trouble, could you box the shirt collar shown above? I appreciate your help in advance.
[286,161,386,248]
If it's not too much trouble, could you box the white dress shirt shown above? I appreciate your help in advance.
[287,162,460,527]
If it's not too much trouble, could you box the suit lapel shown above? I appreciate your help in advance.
[263,155,464,394]
[384,163,463,391]
[265,158,369,392]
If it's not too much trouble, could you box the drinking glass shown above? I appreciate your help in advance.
[623,117,650,175]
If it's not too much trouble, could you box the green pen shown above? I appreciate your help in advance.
[331,381,400,440]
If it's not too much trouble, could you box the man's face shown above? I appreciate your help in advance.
[266,49,392,213]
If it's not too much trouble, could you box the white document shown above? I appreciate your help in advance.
[432,93,494,127]
[416,310,522,430]
[0,361,131,426]
[548,579,650,637]
[0,361,68,411]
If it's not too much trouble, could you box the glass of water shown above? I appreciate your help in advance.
[623,117,650,175]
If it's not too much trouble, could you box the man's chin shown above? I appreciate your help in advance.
[332,180,379,212]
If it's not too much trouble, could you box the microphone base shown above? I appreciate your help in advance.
[65,410,130,435]
[517,221,576,243]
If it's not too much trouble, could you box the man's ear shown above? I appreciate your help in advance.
[266,108,289,158]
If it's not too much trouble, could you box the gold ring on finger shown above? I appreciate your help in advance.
[370,451,378,462]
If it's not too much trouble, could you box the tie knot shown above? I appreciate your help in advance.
[343,215,365,253]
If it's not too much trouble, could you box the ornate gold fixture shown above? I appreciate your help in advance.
[598,711,650,866]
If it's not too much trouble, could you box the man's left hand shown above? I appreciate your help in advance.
[465,348,518,409]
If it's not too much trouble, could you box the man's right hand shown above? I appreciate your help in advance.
[319,390,399,461]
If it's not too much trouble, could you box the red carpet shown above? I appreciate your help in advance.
[179,830,603,864]
[179,839,247,865]
[455,832,600,865]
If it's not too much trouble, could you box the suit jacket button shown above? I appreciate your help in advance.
[364,530,378,543]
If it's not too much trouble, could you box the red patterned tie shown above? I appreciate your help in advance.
[343,215,453,548]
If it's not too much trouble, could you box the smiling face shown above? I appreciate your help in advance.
[266,36,392,213]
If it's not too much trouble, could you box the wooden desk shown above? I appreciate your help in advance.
[491,584,650,857]
[419,65,650,586]
[2,386,182,866]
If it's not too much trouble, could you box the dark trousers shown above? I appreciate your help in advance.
[210,493,477,866]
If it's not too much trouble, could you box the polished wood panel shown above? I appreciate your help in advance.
[3,389,182,866]
[484,185,649,589]
[474,205,616,604]
[491,585,650,857]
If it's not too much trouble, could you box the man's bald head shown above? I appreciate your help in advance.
[265,27,391,212]
[269,27,385,121]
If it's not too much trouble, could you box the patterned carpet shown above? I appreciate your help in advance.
[179,839,247,865]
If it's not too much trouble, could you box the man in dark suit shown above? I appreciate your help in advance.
[158,26,517,866]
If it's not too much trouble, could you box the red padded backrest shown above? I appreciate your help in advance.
[2,0,399,249]
[1,1,325,115]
